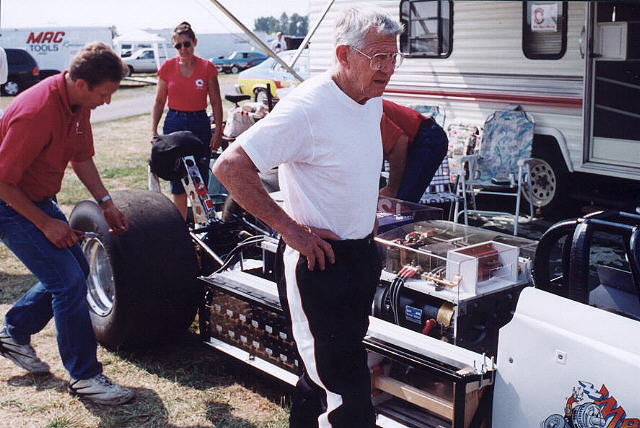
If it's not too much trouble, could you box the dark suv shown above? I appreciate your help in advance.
[1,48,40,96]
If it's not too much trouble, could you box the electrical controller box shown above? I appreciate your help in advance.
[374,221,537,356]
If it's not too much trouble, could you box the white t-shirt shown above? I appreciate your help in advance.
[271,40,285,51]
[239,73,383,240]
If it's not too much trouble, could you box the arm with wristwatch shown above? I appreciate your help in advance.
[0,159,128,249]
[72,158,128,236]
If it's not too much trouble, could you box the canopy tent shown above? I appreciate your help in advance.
[113,29,169,68]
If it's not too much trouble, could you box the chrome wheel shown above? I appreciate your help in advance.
[3,80,19,96]
[82,236,115,317]
[524,158,557,208]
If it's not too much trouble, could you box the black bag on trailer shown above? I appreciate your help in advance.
[149,130,205,180]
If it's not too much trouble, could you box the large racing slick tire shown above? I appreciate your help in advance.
[69,189,201,349]
[525,139,572,218]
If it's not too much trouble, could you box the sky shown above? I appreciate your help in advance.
[0,0,310,34]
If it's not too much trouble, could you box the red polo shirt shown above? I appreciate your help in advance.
[158,56,218,112]
[380,100,426,154]
[0,72,94,201]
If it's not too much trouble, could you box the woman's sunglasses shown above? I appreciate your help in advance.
[174,41,192,50]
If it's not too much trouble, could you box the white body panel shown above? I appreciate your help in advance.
[0,27,113,73]
[308,1,640,182]
[123,48,168,74]
[493,287,640,427]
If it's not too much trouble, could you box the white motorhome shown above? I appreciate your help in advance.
[310,1,640,214]
[0,26,114,78]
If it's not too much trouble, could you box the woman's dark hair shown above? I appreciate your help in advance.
[173,21,196,41]
[69,42,126,88]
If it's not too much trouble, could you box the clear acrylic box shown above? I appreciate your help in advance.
[376,196,442,233]
[375,220,537,302]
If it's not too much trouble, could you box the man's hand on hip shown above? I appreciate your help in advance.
[281,223,338,271]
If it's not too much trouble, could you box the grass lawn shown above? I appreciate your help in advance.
[0,108,291,427]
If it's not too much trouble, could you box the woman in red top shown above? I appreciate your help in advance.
[151,21,223,219]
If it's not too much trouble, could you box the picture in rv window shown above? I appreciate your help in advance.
[522,1,567,59]
[399,0,452,58]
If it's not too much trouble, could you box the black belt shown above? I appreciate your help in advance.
[169,109,206,115]
[326,232,375,248]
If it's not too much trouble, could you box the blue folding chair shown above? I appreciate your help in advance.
[455,110,536,235]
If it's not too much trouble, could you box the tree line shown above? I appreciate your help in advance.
[254,13,309,37]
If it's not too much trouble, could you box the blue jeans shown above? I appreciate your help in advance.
[163,109,212,195]
[0,198,101,380]
[396,120,449,203]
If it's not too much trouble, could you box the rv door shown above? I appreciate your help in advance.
[584,2,640,170]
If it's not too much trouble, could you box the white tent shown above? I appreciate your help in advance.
[113,29,169,69]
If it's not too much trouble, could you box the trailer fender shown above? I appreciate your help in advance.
[534,126,574,173]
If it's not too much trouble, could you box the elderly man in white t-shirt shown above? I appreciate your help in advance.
[214,8,402,428]
[270,31,285,53]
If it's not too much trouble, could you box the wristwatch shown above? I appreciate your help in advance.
[97,194,112,206]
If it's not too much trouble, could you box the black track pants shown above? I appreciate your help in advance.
[279,235,382,428]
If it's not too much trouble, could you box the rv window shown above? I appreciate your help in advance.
[399,0,452,58]
[597,3,640,22]
[522,2,567,60]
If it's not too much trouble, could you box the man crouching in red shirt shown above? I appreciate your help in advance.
[0,42,134,406]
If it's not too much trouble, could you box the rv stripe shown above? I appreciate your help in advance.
[384,88,583,108]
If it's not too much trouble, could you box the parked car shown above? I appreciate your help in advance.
[211,51,267,74]
[236,49,309,104]
[1,48,40,96]
[122,48,167,75]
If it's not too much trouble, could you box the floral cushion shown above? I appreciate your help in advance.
[446,123,482,182]
[474,111,534,186]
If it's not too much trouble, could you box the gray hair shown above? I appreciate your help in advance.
[335,7,403,50]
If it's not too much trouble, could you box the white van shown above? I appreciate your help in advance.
[0,27,113,78]
[122,48,167,75]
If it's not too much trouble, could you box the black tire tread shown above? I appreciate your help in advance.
[70,189,201,348]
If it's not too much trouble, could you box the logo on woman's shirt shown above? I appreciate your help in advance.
[195,79,205,89]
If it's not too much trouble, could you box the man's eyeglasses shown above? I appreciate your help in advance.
[174,41,192,50]
[350,47,404,70]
